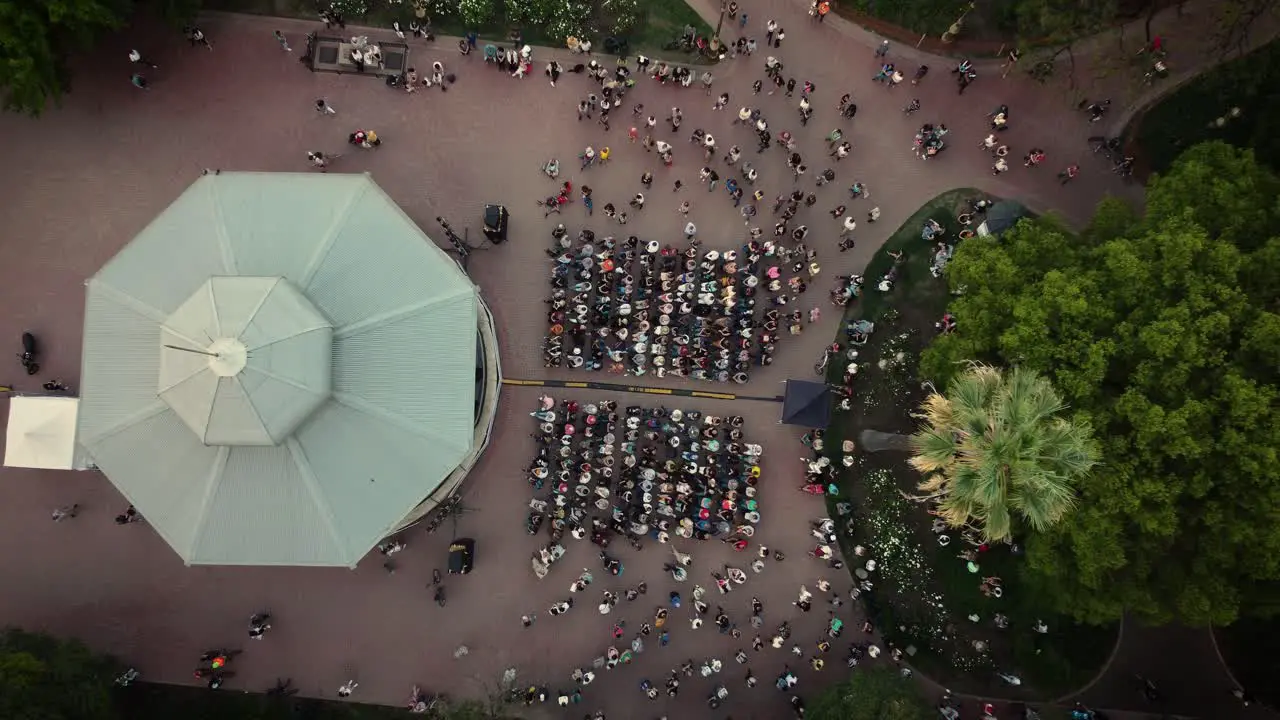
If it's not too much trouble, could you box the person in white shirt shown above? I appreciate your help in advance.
[128,49,157,68]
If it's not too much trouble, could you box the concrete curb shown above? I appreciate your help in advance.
[1052,614,1127,704]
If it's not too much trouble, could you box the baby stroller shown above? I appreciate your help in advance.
[543,159,560,179]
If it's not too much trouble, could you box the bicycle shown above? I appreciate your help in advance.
[1143,61,1169,85]
[1087,136,1122,161]
[1028,59,1054,83]
[1078,98,1110,122]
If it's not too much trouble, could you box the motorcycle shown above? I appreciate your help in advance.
[200,666,234,681]
[115,667,140,687]
[527,512,545,535]
[18,332,38,375]
[434,585,446,607]
[198,649,241,669]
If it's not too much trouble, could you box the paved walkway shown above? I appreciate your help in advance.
[0,1,1270,718]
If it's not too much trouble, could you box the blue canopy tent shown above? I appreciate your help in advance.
[781,380,832,428]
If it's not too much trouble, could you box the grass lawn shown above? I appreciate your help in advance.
[1132,38,1280,174]
[832,0,973,38]
[819,190,1117,698]
[1215,617,1280,710]
[204,0,712,58]
[115,682,501,719]
[627,0,713,58]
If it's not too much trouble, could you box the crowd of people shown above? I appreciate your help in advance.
[527,398,764,552]
[535,27,934,381]
[518,397,893,717]
[544,231,824,379]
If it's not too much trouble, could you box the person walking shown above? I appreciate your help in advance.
[315,98,336,115]
[128,49,158,68]
[766,20,778,46]
[1057,164,1079,184]
[273,30,292,52]
[840,217,856,237]
[337,680,358,697]
[307,151,331,172]
[875,39,889,59]
[684,221,697,240]
[248,613,272,639]
[185,26,212,50]
[773,28,785,48]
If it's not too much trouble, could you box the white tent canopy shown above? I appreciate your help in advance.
[5,396,83,470]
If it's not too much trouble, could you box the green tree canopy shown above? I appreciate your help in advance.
[0,0,132,115]
[922,141,1280,626]
[0,628,120,720]
[808,666,933,720]
[910,364,1099,543]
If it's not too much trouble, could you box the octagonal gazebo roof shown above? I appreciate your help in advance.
[77,173,481,567]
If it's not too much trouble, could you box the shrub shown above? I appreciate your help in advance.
[504,0,553,26]
[546,0,593,42]
[602,0,641,35]
[457,0,497,26]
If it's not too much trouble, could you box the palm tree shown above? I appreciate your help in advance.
[907,364,1098,543]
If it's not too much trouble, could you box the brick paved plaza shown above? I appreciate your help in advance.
[0,1,1140,717]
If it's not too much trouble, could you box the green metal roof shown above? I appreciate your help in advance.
[77,173,480,567]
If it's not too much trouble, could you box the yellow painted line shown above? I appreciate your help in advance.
[501,379,750,402]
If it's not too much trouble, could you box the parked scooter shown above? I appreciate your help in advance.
[18,332,38,375]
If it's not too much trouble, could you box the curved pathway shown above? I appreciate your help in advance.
[0,0,1271,718]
